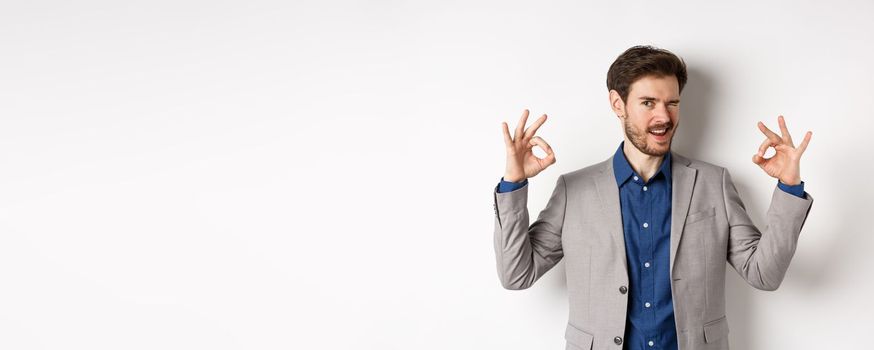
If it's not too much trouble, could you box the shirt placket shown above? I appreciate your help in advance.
[640,176,657,349]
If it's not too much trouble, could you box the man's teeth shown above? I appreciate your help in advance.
[650,129,667,135]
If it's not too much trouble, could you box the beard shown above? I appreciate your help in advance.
[623,116,674,156]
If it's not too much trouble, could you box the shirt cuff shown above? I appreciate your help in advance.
[777,180,805,198]
[497,177,528,193]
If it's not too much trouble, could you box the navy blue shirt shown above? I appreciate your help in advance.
[496,142,804,350]
[611,142,676,349]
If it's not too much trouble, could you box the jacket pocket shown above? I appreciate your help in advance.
[686,206,716,225]
[703,315,729,343]
[565,323,594,350]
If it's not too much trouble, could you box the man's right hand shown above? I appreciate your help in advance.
[501,109,556,183]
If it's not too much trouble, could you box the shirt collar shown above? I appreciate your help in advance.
[612,140,673,186]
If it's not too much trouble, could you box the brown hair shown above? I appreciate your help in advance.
[606,45,687,104]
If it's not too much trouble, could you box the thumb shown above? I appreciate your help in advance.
[752,153,766,165]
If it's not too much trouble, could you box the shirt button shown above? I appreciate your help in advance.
[644,262,651,268]
[643,222,649,228]
[648,340,655,347]
[619,285,628,294]
[633,176,639,181]
[643,186,648,191]
[645,302,651,308]
[614,336,623,345]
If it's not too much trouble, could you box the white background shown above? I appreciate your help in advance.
[1,1,872,349]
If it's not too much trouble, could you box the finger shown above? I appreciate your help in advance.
[501,122,513,147]
[752,153,766,165]
[797,131,812,154]
[543,150,557,166]
[524,114,548,139]
[514,109,529,142]
[777,115,794,146]
[756,137,776,157]
[530,136,556,166]
[753,137,776,165]
[758,121,783,144]
[529,136,554,156]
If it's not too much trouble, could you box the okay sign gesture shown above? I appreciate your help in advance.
[752,115,812,186]
[501,109,556,183]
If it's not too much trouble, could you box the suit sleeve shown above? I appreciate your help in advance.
[497,177,528,193]
[777,180,806,198]
[722,168,813,291]
[492,175,566,290]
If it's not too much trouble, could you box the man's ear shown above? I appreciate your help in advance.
[609,89,625,119]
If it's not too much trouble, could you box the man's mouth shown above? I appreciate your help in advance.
[647,123,673,142]
[649,125,671,136]
[649,128,668,136]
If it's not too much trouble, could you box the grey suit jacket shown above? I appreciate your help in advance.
[492,151,813,350]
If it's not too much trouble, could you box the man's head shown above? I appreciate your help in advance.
[607,45,687,157]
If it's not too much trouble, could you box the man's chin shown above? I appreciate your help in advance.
[643,142,671,156]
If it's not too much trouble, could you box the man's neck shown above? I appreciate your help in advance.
[622,140,666,183]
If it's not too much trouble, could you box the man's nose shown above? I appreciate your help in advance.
[652,103,670,123]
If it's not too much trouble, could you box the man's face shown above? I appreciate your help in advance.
[611,75,680,157]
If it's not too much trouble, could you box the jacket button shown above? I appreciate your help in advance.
[614,336,623,345]
[619,285,628,294]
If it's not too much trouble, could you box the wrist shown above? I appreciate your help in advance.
[779,177,801,186]
[502,175,526,183]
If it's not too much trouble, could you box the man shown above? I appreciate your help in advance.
[492,45,813,350]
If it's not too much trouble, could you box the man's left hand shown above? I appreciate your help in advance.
[752,115,812,186]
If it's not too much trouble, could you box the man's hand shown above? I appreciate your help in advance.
[502,109,556,183]
[752,115,812,186]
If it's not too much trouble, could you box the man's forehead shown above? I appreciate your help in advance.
[628,75,680,99]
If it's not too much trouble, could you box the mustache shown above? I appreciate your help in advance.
[647,122,673,132]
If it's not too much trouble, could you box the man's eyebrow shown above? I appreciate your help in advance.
[638,96,681,103]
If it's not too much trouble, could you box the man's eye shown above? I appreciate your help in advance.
[643,101,653,106]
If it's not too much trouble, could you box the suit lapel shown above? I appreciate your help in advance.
[670,153,697,276]
[594,155,628,272]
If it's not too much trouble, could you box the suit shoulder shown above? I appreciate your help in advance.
[560,158,610,185]
[676,153,727,178]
